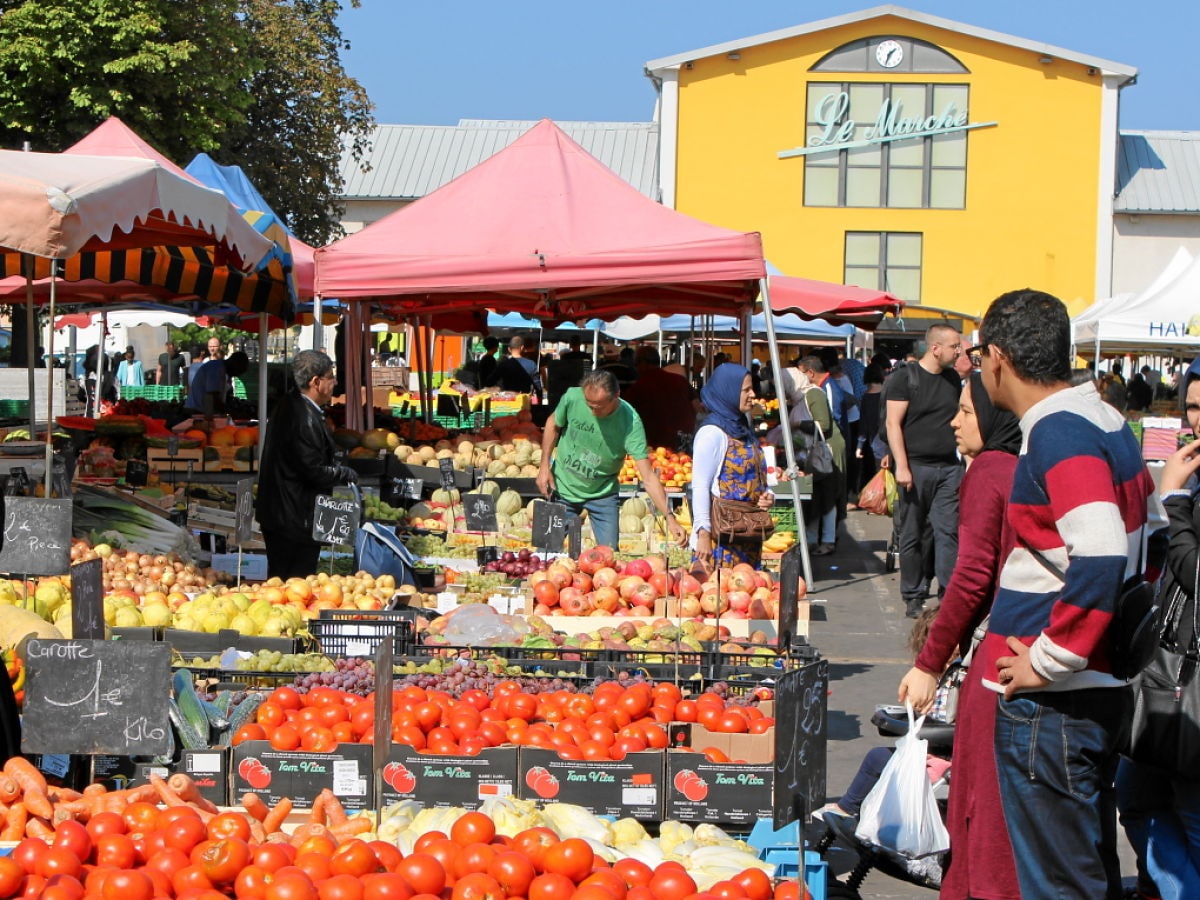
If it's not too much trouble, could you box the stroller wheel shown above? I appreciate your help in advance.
[825,882,862,899]
[884,548,898,573]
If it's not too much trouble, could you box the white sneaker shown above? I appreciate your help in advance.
[811,803,850,822]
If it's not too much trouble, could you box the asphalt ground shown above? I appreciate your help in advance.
[800,507,1139,899]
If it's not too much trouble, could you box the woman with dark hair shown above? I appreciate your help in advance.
[691,363,774,570]
[897,372,1022,900]
[856,362,886,493]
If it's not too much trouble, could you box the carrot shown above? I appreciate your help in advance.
[0,804,25,841]
[262,797,293,835]
[306,791,328,826]
[4,757,47,796]
[320,790,348,827]
[0,775,19,805]
[148,773,187,808]
[25,816,53,840]
[247,818,266,844]
[168,774,218,813]
[47,787,82,803]
[241,793,269,823]
[21,786,53,821]
[329,818,371,839]
[52,807,78,826]
[82,783,107,797]
[58,799,92,820]
[289,822,334,848]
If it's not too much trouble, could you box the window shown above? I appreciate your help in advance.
[845,232,922,301]
[803,82,969,209]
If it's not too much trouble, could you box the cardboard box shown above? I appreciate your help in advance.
[517,748,662,820]
[134,749,231,807]
[380,746,518,809]
[210,552,268,582]
[232,741,373,811]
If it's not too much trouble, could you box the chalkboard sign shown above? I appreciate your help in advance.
[71,558,105,640]
[777,543,803,649]
[235,478,255,545]
[567,516,582,558]
[462,493,498,532]
[476,546,500,568]
[772,659,828,828]
[438,458,456,491]
[532,500,569,553]
[381,456,423,505]
[312,494,361,546]
[125,459,149,488]
[0,498,72,576]
[22,639,172,756]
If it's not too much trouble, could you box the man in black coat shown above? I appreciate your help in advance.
[255,350,357,579]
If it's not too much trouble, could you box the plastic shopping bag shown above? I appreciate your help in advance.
[883,468,899,515]
[857,467,891,516]
[854,702,951,859]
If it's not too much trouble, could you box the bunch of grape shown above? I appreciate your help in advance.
[700,680,763,707]
[393,658,581,697]
[293,657,377,695]
[458,571,509,595]
[178,651,335,673]
[404,534,449,556]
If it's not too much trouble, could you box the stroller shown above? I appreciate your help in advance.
[811,706,955,899]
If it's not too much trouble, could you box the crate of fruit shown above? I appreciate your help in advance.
[310,609,415,658]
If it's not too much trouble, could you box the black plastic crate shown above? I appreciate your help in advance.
[186,668,304,692]
[597,647,708,682]
[311,610,415,658]
[406,643,602,678]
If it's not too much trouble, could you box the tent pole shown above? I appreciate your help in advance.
[23,256,36,437]
[97,311,108,420]
[760,278,813,589]
[423,316,435,424]
[44,273,56,495]
[592,327,599,366]
[257,312,268,466]
[363,310,375,431]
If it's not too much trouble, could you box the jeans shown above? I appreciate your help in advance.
[1119,758,1200,899]
[840,746,893,815]
[994,687,1132,900]
[896,462,961,602]
[561,493,620,549]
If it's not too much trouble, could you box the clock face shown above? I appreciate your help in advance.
[876,40,903,68]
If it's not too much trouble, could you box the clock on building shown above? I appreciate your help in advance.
[875,39,903,68]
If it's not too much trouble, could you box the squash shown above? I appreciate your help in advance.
[497,490,523,516]
[0,606,65,653]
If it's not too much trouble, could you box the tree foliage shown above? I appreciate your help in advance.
[0,0,374,245]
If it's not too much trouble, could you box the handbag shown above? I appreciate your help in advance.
[1129,554,1200,774]
[804,419,835,480]
[709,444,774,543]
[855,702,951,859]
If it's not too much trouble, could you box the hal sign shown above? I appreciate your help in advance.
[779,91,997,159]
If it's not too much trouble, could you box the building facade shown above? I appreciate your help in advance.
[645,6,1137,318]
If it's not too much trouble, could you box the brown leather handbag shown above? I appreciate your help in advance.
[710,496,775,543]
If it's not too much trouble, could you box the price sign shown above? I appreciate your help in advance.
[532,500,569,553]
[70,558,104,640]
[384,477,422,506]
[0,498,72,576]
[124,459,149,488]
[438,458,456,491]
[462,493,498,532]
[235,478,256,546]
[311,494,361,546]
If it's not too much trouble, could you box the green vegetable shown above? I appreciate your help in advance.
[73,484,196,557]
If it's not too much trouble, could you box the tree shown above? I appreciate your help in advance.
[0,0,374,245]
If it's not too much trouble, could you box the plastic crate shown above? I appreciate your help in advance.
[770,504,798,532]
[433,412,485,430]
[597,647,707,682]
[405,643,601,679]
[310,609,415,658]
[747,820,826,900]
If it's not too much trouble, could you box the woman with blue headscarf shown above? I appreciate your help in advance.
[692,363,774,570]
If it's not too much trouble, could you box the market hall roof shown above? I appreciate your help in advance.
[644,4,1138,79]
[340,120,659,201]
[1116,131,1200,216]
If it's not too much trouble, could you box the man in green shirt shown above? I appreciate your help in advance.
[537,369,686,550]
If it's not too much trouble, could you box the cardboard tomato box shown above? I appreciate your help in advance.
[134,749,231,807]
[665,726,774,825]
[231,742,373,811]
[380,746,518,809]
[516,748,662,820]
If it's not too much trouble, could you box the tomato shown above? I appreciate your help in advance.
[411,832,447,854]
[542,838,594,883]
[702,746,730,764]
[146,848,192,882]
[454,844,496,880]
[40,880,83,900]
[84,812,126,842]
[207,812,253,843]
[201,837,251,884]
[93,835,136,870]
[272,686,303,711]
[171,864,215,896]
[709,881,746,900]
[715,712,748,734]
[50,821,91,862]
[640,723,668,750]
[674,700,698,722]
[648,867,697,900]
[612,859,653,889]
[164,815,209,853]
[269,724,302,751]
[487,851,535,898]
[265,872,319,900]
[234,865,273,900]
[35,848,81,882]
[626,888,656,900]
[318,874,365,900]
[580,868,628,899]
[504,693,537,722]
[122,801,160,835]
[253,843,294,873]
[132,829,168,865]
[772,882,802,900]
[450,873,505,900]
[730,869,772,900]
[300,725,338,752]
[0,857,23,898]
[421,840,461,883]
[361,872,414,900]
[331,841,381,878]
[394,853,446,896]
[368,841,403,873]
[234,723,268,745]
[529,872,576,900]
[294,853,333,883]
[100,870,153,900]
[511,827,558,872]
[450,812,496,847]
[257,702,286,728]
[573,886,619,900]
[294,834,337,859]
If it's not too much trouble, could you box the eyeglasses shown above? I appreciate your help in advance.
[967,343,990,359]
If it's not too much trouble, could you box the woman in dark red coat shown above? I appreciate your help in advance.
[898,373,1022,900]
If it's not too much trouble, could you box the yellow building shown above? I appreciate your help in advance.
[646,5,1137,319]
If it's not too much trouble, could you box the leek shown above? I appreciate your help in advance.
[72,485,198,559]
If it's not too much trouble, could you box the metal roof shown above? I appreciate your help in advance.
[339,120,659,201]
[1116,131,1200,215]
[645,4,1137,80]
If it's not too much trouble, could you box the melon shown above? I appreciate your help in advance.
[333,428,363,450]
[497,490,523,516]
[621,497,649,518]
[478,480,501,498]
[619,515,643,534]
[361,428,396,451]
[431,488,461,505]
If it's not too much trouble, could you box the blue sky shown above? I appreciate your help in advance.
[340,1,1198,131]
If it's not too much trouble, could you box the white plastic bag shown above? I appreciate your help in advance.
[854,702,950,859]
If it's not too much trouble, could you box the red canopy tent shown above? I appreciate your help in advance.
[766,276,903,329]
[314,119,765,323]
